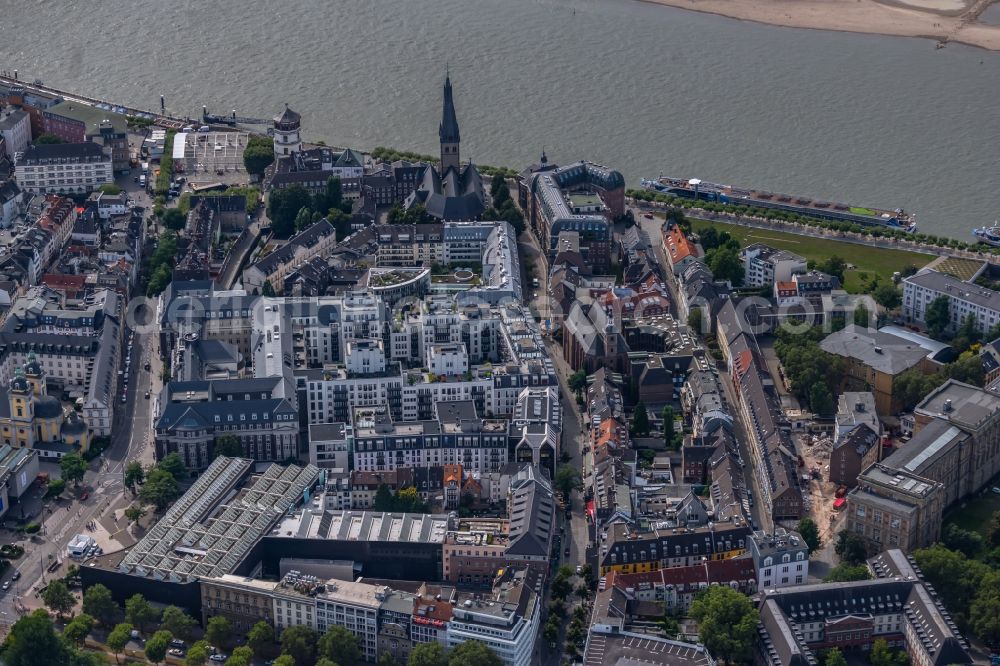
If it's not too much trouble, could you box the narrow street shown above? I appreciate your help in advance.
[636,211,772,533]
[0,163,161,623]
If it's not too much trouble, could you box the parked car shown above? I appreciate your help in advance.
[2,581,10,591]
[145,391,150,400]
[11,571,21,581]
[170,639,185,648]
[210,655,227,662]
[168,648,184,656]
[80,492,89,501]
[130,629,141,639]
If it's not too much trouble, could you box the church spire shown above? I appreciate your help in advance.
[439,74,461,172]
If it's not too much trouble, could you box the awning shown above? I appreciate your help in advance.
[833,498,846,510]
[586,500,595,522]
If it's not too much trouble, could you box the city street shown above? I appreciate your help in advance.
[637,211,773,533]
[0,162,161,623]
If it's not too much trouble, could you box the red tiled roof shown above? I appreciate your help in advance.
[665,226,700,265]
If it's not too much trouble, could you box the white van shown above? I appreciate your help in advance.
[139,175,147,187]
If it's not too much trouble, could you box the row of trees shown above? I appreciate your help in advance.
[68,582,505,666]
[483,173,525,236]
[145,230,178,297]
[629,187,991,253]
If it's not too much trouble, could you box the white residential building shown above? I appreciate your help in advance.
[15,142,113,195]
[0,108,31,160]
[902,268,1000,335]
[747,528,810,590]
[740,243,807,287]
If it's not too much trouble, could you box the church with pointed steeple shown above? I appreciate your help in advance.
[405,75,486,221]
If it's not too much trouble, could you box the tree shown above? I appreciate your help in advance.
[688,585,757,665]
[161,207,186,231]
[225,646,254,666]
[554,465,582,501]
[157,452,189,481]
[687,307,704,333]
[261,279,276,297]
[942,522,984,558]
[45,477,66,498]
[273,656,297,666]
[407,641,447,666]
[124,461,145,492]
[834,530,868,565]
[662,406,675,448]
[243,135,275,176]
[824,648,847,666]
[318,625,361,666]
[98,183,123,195]
[387,203,433,225]
[373,483,394,511]
[706,247,744,286]
[213,434,244,458]
[313,176,345,215]
[107,622,133,664]
[869,638,907,666]
[925,295,951,339]
[394,485,428,513]
[447,640,503,666]
[185,641,210,666]
[808,382,834,416]
[63,613,94,646]
[204,615,232,650]
[140,468,180,511]
[872,283,901,310]
[145,629,172,665]
[947,350,985,387]
[293,206,313,233]
[853,303,871,328]
[913,543,990,624]
[268,185,313,239]
[4,609,68,666]
[823,563,871,582]
[280,624,318,665]
[247,620,276,656]
[35,132,65,144]
[160,605,197,641]
[631,402,650,437]
[60,451,87,487]
[82,583,119,627]
[698,227,720,251]
[989,511,1000,548]
[490,172,507,199]
[970,572,1000,647]
[125,593,159,632]
[42,579,75,618]
[796,518,821,554]
[124,503,147,525]
[818,255,847,283]
[567,368,587,395]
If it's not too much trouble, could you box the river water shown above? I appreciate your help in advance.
[2,0,999,238]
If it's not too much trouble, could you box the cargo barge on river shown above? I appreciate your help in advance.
[640,175,916,232]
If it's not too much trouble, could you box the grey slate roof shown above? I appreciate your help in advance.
[439,75,460,143]
[819,324,931,376]
[505,465,555,558]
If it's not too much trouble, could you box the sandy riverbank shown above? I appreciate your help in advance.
[637,0,1000,50]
